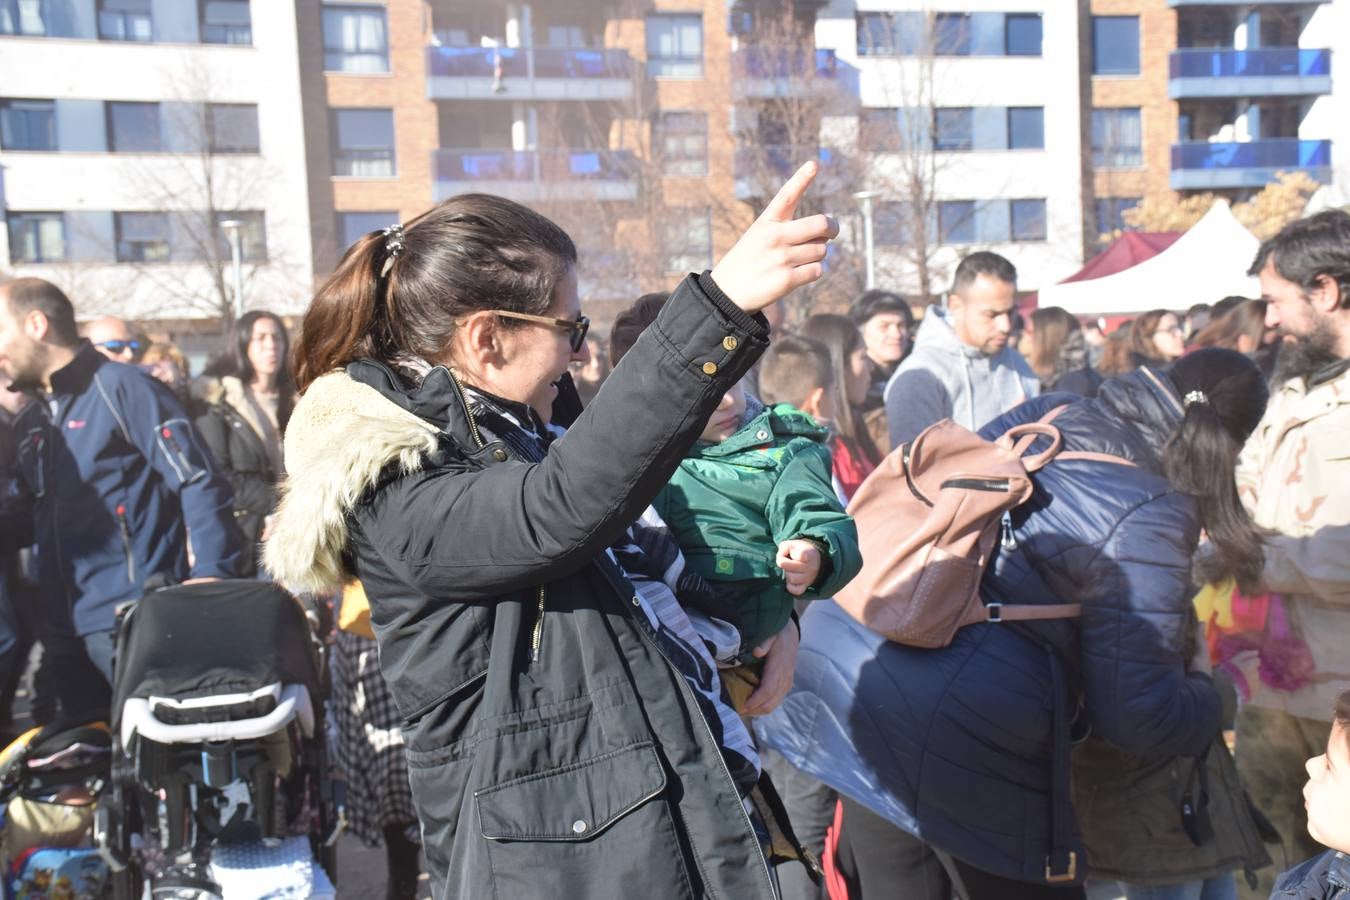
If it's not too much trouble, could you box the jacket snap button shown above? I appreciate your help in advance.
[722,336,738,351]
[491,448,508,462]
[572,819,587,834]
[756,430,769,441]
[702,361,718,375]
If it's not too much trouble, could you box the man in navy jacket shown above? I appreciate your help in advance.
[0,277,244,717]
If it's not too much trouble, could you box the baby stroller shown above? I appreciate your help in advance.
[0,719,114,898]
[98,580,337,899]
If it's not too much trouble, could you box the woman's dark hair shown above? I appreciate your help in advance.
[797,314,865,445]
[1027,307,1083,384]
[609,293,668,367]
[1128,309,1175,363]
[232,310,295,429]
[294,194,577,392]
[1336,689,1350,730]
[1163,348,1269,593]
[849,289,914,331]
[1190,299,1267,353]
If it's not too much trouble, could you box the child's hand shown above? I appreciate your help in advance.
[776,539,822,596]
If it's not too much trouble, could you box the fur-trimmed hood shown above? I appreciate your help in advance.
[193,374,270,443]
[262,370,439,595]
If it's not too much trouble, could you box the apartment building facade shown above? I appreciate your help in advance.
[817,1,1089,296]
[0,0,315,322]
[1086,0,1346,236]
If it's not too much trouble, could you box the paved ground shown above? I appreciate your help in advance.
[334,835,431,899]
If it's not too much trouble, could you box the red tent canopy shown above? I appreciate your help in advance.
[1063,231,1184,283]
[1019,231,1185,314]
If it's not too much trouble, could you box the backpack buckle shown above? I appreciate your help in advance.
[986,602,1003,623]
[1045,852,1077,883]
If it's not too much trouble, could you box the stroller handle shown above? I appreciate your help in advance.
[120,684,315,748]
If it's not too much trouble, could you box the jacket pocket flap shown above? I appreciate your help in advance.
[476,742,667,842]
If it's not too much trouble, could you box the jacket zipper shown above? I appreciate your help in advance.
[941,477,1011,492]
[530,586,546,662]
[449,369,547,662]
[116,504,136,583]
[1000,510,1018,551]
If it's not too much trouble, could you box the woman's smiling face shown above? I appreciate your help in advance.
[494,266,589,424]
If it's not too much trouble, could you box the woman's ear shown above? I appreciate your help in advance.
[452,311,504,370]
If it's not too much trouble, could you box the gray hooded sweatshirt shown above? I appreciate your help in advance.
[883,305,1040,447]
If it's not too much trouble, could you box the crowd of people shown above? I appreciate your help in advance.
[0,162,1348,900]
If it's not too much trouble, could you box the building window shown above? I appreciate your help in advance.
[1011,199,1047,242]
[1092,108,1143,168]
[1093,16,1140,75]
[338,211,396,251]
[201,0,251,45]
[875,201,918,247]
[1005,13,1042,56]
[214,210,266,261]
[933,13,971,56]
[115,212,170,262]
[1095,197,1140,236]
[98,0,152,41]
[657,111,707,176]
[107,102,161,152]
[7,212,65,263]
[322,4,389,73]
[939,200,976,244]
[663,210,712,273]
[0,0,48,35]
[1007,107,1044,150]
[934,108,972,152]
[332,108,395,177]
[208,103,259,153]
[856,12,895,56]
[647,14,703,77]
[0,99,56,151]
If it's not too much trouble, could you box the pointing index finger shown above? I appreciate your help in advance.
[760,160,819,223]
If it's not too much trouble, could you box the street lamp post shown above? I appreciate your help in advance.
[219,219,245,320]
[853,190,879,290]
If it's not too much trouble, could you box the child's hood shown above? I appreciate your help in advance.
[691,400,828,461]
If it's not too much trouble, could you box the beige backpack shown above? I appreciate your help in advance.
[836,406,1129,647]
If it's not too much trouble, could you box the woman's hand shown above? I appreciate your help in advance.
[710,161,839,314]
[741,617,800,717]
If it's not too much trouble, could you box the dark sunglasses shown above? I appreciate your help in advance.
[96,339,144,357]
[494,311,590,353]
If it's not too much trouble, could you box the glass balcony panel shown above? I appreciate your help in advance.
[1168,48,1331,78]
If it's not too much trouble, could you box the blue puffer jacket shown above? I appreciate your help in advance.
[758,367,1223,885]
[9,344,244,636]
[1271,851,1350,899]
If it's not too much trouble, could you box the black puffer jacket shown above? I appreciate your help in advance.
[265,274,777,899]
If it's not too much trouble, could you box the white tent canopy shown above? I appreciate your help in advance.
[1040,201,1261,316]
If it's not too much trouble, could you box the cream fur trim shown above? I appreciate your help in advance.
[262,370,440,595]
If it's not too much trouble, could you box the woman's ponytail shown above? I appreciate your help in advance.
[293,232,389,393]
[290,195,577,394]
[1161,348,1269,593]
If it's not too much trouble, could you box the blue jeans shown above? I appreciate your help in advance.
[1123,874,1238,900]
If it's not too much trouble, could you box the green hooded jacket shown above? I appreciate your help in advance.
[652,402,861,651]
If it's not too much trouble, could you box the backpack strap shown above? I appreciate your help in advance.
[983,602,1081,623]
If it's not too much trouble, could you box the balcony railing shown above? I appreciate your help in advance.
[433,149,639,202]
[427,45,636,80]
[731,47,838,80]
[1170,138,1332,188]
[1169,48,1331,79]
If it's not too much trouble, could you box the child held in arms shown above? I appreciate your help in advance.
[609,295,860,712]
